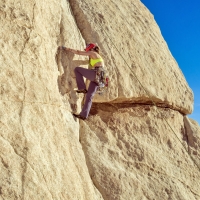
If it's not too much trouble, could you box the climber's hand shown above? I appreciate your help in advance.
[58,46,64,51]
[62,46,67,50]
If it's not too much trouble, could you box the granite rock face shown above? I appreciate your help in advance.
[0,0,102,199]
[68,0,193,115]
[80,104,200,200]
[0,0,199,200]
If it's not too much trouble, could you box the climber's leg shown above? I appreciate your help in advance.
[74,67,96,90]
[80,81,98,118]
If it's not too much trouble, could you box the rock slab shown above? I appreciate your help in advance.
[0,0,199,200]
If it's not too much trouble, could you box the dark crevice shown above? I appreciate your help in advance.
[68,0,99,44]
[18,3,36,199]
[68,0,85,42]
[90,101,185,116]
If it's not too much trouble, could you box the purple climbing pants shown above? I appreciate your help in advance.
[74,67,98,118]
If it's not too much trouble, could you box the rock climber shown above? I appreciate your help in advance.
[61,43,104,120]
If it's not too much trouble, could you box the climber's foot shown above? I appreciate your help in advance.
[72,113,86,120]
[76,89,87,94]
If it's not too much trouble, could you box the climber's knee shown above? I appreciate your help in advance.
[74,66,81,73]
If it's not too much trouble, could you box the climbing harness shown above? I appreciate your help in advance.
[94,66,109,95]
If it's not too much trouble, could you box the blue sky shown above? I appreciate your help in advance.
[141,0,200,125]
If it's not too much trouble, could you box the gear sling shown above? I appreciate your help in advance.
[94,66,109,94]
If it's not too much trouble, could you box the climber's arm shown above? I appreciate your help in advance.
[61,46,93,56]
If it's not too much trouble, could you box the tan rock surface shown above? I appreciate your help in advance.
[184,117,200,167]
[0,0,199,200]
[80,104,200,200]
[0,0,102,199]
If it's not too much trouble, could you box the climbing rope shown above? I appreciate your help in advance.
[75,1,200,172]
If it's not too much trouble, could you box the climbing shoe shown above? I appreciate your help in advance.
[73,113,86,120]
[76,89,87,94]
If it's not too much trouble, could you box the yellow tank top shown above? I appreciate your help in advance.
[89,57,104,68]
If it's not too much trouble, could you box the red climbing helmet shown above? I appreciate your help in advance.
[84,43,96,52]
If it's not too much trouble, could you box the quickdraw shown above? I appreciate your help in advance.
[94,66,109,95]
